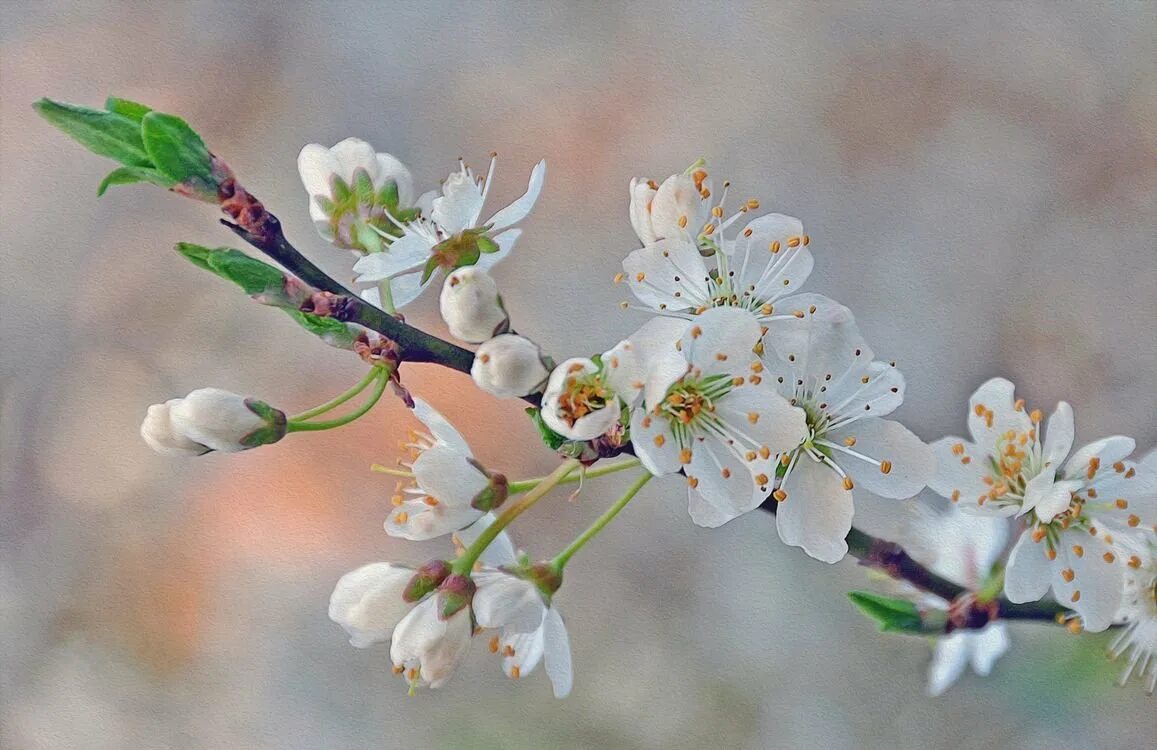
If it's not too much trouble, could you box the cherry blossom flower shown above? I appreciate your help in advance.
[927,379,1157,631]
[1108,530,1157,694]
[353,156,545,308]
[628,166,713,246]
[760,308,934,563]
[297,138,414,250]
[384,398,506,541]
[901,507,1012,696]
[631,306,808,527]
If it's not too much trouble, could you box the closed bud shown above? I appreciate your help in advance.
[471,335,549,399]
[439,267,509,343]
[525,561,564,599]
[437,573,476,620]
[403,559,452,603]
[140,399,211,456]
[167,388,286,453]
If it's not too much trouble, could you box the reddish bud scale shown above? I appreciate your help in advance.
[403,560,452,603]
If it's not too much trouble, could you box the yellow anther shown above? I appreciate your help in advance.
[879,460,892,474]
[1030,409,1042,424]
[787,236,801,248]
[772,488,787,501]
[687,476,699,489]
[1127,514,1140,527]
[1072,544,1084,557]
[1013,398,1025,412]
[395,511,409,524]
[769,240,781,253]
[391,494,405,507]
[653,434,666,447]
[842,476,854,491]
[613,272,625,284]
[844,437,857,447]
[678,215,688,228]
[1102,552,1115,563]
[747,411,760,424]
[1061,568,1075,582]
[635,272,646,282]
[951,490,960,502]
[746,199,760,210]
[712,206,724,218]
[690,325,702,339]
[758,446,771,460]
[510,666,521,680]
[1070,590,1081,603]
[720,467,731,479]
[489,636,500,653]
[680,449,693,464]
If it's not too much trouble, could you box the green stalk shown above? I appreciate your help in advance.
[552,471,653,570]
[506,458,641,494]
[290,368,382,421]
[286,370,388,432]
[453,458,581,574]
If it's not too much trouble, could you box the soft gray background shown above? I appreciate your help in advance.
[2,1,1155,748]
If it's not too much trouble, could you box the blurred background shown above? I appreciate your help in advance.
[2,1,1155,748]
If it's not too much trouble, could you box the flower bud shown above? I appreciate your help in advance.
[140,399,211,456]
[168,388,286,453]
[439,267,509,343]
[469,470,509,513]
[403,559,453,603]
[471,335,549,399]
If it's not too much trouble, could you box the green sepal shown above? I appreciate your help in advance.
[239,398,287,448]
[353,169,375,205]
[104,96,153,122]
[420,255,441,284]
[437,574,476,620]
[97,166,175,196]
[34,98,151,167]
[526,407,567,450]
[330,174,351,203]
[140,111,215,195]
[403,560,452,603]
[847,591,925,634]
[378,180,400,209]
[354,222,383,254]
[476,235,500,254]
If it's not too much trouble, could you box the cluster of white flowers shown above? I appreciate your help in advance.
[136,141,1156,700]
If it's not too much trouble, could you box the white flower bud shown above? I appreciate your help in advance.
[168,388,285,453]
[328,562,416,648]
[439,267,509,344]
[628,177,659,245]
[140,399,210,456]
[471,335,549,399]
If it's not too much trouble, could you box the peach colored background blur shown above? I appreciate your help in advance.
[2,2,1155,748]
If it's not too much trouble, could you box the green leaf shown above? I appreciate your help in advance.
[104,96,153,122]
[526,407,567,451]
[847,591,925,633]
[140,111,213,185]
[174,242,216,272]
[174,243,282,295]
[283,310,358,348]
[34,98,151,167]
[97,166,175,196]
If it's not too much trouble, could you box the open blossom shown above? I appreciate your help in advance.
[439,266,509,344]
[631,306,808,527]
[471,334,550,399]
[141,388,286,455]
[628,166,713,246]
[353,156,545,309]
[928,379,1157,631]
[297,137,414,250]
[761,309,934,563]
[539,317,687,441]
[621,212,835,327]
[902,507,1012,696]
[1108,530,1157,694]
[385,399,506,541]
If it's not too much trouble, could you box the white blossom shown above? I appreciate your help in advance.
[471,334,550,399]
[902,507,1012,696]
[390,593,474,690]
[384,398,496,541]
[140,399,210,456]
[761,308,934,563]
[1108,530,1157,694]
[627,166,713,246]
[927,378,1157,631]
[631,306,808,527]
[539,317,686,441]
[439,266,509,344]
[352,156,545,309]
[297,137,414,248]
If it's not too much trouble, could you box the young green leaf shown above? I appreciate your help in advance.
[34,98,151,167]
[96,166,176,196]
[847,591,925,634]
[284,310,359,349]
[104,96,153,122]
[175,243,282,295]
[140,111,214,186]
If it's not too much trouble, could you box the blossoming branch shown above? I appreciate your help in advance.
[35,96,1157,698]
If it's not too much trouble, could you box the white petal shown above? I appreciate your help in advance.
[1023,474,1081,523]
[927,436,993,508]
[1003,530,1053,603]
[682,306,761,377]
[501,624,546,678]
[432,169,485,234]
[374,153,414,205]
[715,384,809,457]
[763,304,869,391]
[968,623,1010,676]
[1041,401,1074,468]
[473,572,544,632]
[649,173,707,241]
[412,445,491,508]
[629,408,682,476]
[1085,460,1157,532]
[686,439,771,527]
[826,418,933,499]
[622,239,711,312]
[352,232,433,283]
[927,633,970,697]
[385,500,480,542]
[1062,436,1136,480]
[734,214,813,302]
[487,159,546,232]
[456,513,517,567]
[328,562,414,647]
[826,360,907,420]
[385,271,430,309]
[967,378,1032,446]
[776,455,854,563]
[628,177,659,245]
[330,138,379,183]
[297,143,342,197]
[390,598,472,689]
[475,228,521,271]
[542,607,574,698]
[410,398,472,455]
[1051,529,1125,632]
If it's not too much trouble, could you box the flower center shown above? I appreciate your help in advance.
[558,371,610,426]
[656,375,734,448]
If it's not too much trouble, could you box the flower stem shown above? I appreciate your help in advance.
[552,470,652,571]
[453,458,581,574]
[376,279,397,315]
[507,458,641,494]
[286,369,388,432]
[290,368,383,422]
